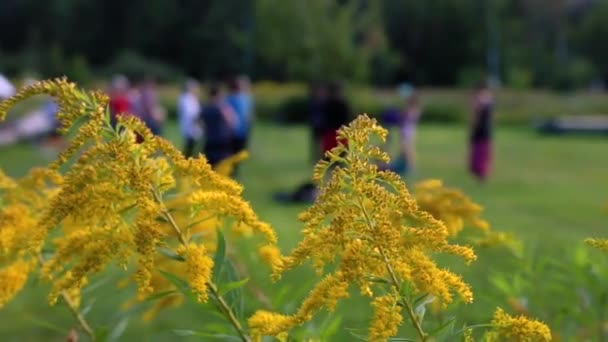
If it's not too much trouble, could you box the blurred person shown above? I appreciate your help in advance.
[393,92,421,175]
[469,80,495,181]
[227,76,253,153]
[178,79,202,158]
[0,73,15,100]
[321,81,351,155]
[108,75,131,126]
[134,77,164,136]
[201,84,237,168]
[308,82,327,163]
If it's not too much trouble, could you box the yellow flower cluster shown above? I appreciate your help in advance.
[485,307,552,341]
[249,115,475,341]
[369,293,403,342]
[0,79,279,315]
[414,179,489,236]
[585,238,608,252]
[0,167,61,308]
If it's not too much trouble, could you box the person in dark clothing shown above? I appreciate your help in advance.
[201,84,237,168]
[469,80,494,181]
[321,82,351,154]
[308,82,328,164]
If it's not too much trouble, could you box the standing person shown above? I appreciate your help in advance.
[227,75,253,154]
[136,77,164,136]
[321,81,351,155]
[308,82,327,163]
[178,79,202,158]
[108,75,131,126]
[0,73,15,101]
[201,84,237,168]
[469,80,495,181]
[394,93,421,175]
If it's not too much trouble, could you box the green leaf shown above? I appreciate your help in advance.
[428,317,456,340]
[219,278,249,296]
[320,315,343,340]
[489,273,513,295]
[399,280,412,298]
[172,330,241,341]
[158,247,186,262]
[80,298,97,317]
[143,290,180,302]
[24,314,66,334]
[364,276,390,284]
[95,327,110,341]
[212,228,226,282]
[155,215,170,224]
[345,328,369,341]
[108,317,129,341]
[221,260,244,321]
[159,270,190,293]
[414,295,435,323]
[173,329,200,337]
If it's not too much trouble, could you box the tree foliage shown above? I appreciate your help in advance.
[0,0,605,87]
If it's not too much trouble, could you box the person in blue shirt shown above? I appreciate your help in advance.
[226,76,253,155]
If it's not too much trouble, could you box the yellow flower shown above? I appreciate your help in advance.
[463,327,474,342]
[176,243,214,302]
[216,151,249,176]
[250,115,475,340]
[0,259,33,308]
[414,179,489,237]
[0,170,15,190]
[369,294,403,342]
[585,238,608,252]
[487,307,552,342]
[248,311,295,342]
[1,79,282,324]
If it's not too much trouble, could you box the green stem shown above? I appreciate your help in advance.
[153,190,251,342]
[38,255,95,341]
[379,249,427,342]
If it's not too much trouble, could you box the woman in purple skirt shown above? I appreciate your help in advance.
[469,81,494,181]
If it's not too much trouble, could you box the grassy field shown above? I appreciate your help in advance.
[0,120,607,341]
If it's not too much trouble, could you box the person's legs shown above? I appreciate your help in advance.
[470,139,491,181]
[230,135,248,177]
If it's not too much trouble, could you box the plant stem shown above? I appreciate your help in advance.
[37,255,95,341]
[208,282,251,342]
[380,249,427,342]
[153,190,251,342]
[355,195,427,341]
[60,289,96,341]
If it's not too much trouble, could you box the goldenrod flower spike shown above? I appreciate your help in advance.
[485,307,552,342]
[585,238,608,252]
[250,115,476,341]
[414,179,490,237]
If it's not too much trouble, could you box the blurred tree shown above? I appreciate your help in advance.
[252,0,385,82]
[0,0,604,87]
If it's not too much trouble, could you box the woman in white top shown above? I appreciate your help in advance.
[178,80,202,158]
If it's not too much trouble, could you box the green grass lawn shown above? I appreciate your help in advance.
[0,121,607,341]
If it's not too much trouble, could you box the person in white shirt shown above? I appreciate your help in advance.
[0,74,15,100]
[178,79,202,158]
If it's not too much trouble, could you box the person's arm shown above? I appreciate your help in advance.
[220,103,238,130]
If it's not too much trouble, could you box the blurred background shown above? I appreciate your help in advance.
[1,0,608,341]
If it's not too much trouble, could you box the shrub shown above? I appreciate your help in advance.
[421,102,467,124]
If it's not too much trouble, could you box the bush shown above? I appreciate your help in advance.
[421,102,467,124]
